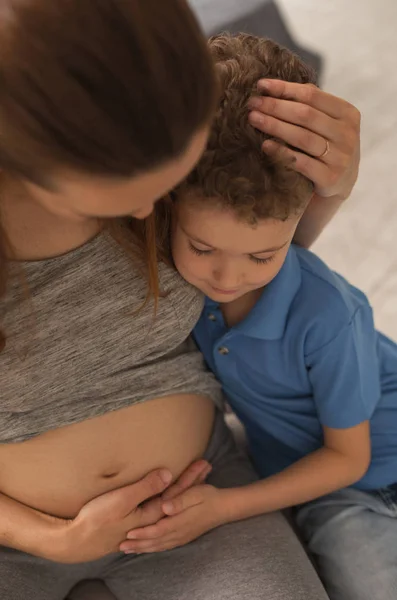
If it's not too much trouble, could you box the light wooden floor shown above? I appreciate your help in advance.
[278,0,397,338]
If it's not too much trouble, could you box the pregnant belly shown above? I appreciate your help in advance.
[0,395,215,518]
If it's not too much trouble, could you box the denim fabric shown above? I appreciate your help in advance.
[295,484,397,600]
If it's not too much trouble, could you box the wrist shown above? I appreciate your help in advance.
[213,488,234,525]
[218,483,271,523]
[312,192,345,205]
[215,487,255,524]
[26,511,72,562]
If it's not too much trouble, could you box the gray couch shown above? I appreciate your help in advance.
[66,2,324,598]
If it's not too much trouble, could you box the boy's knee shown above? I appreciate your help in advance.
[296,502,395,600]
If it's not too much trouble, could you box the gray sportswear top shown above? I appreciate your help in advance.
[0,233,222,443]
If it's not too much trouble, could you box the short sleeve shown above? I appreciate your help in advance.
[305,306,381,429]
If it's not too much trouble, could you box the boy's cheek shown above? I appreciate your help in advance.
[170,235,184,269]
[171,234,209,290]
[172,244,196,280]
[179,258,203,284]
[177,256,207,291]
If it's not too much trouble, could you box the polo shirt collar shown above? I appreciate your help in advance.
[204,246,301,340]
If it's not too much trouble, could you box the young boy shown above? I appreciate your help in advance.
[125,34,397,599]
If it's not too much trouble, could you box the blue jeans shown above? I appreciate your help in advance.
[295,484,397,600]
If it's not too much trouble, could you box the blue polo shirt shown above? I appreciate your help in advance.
[194,245,397,490]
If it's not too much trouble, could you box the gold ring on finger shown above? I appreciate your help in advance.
[318,139,330,160]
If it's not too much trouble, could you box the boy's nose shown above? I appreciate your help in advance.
[212,266,241,289]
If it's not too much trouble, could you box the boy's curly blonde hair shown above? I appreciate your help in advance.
[178,33,316,222]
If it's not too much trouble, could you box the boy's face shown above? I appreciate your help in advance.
[172,197,300,304]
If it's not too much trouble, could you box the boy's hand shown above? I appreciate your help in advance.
[120,484,227,554]
[161,459,212,502]
[248,80,361,202]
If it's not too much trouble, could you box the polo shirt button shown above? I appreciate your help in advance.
[208,313,217,321]
[218,346,229,355]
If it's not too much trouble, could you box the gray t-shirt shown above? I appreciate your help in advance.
[0,233,222,443]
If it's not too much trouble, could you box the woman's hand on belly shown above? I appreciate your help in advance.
[56,459,212,563]
[51,469,173,563]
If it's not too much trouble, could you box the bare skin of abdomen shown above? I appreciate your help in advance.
[0,395,215,519]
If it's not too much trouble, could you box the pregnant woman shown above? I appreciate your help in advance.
[0,1,359,599]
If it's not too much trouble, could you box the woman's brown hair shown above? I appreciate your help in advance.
[0,0,217,349]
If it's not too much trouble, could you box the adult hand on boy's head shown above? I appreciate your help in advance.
[247,80,361,202]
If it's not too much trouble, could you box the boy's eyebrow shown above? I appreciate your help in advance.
[185,231,216,248]
[248,239,290,254]
[184,228,289,254]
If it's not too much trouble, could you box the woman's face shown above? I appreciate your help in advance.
[24,128,209,222]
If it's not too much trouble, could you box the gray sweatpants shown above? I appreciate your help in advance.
[0,413,327,600]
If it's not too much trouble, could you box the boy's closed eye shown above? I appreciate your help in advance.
[188,240,277,265]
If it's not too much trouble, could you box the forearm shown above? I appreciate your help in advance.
[0,491,65,559]
[293,194,345,248]
[222,446,365,522]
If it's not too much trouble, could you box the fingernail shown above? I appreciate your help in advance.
[248,111,264,126]
[247,97,262,110]
[258,79,271,91]
[262,140,276,150]
[163,501,174,513]
[159,470,173,485]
